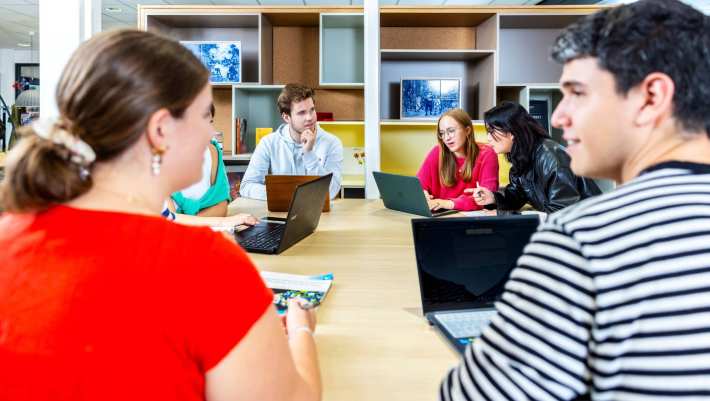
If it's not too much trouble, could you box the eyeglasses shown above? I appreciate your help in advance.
[437,127,459,139]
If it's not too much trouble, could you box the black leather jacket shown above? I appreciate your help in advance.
[493,139,601,213]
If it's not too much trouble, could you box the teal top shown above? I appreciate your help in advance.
[171,139,231,215]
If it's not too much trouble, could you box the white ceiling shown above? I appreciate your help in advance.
[1,0,709,50]
[0,0,38,51]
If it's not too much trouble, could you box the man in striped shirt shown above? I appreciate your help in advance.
[440,1,710,400]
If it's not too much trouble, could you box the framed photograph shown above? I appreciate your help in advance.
[181,41,241,84]
[400,78,461,120]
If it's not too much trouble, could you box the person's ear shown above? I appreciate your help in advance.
[282,112,291,125]
[633,72,675,128]
[145,108,173,152]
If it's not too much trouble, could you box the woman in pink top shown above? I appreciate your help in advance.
[417,108,499,211]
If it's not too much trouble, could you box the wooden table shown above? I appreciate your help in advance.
[229,198,459,401]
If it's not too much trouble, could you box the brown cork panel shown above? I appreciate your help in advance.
[379,11,494,27]
[380,27,476,50]
[315,89,364,121]
[272,26,319,87]
[212,86,233,155]
[262,12,319,26]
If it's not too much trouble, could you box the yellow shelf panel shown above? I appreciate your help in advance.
[342,174,365,188]
[319,122,365,147]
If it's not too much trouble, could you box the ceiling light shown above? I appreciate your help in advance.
[105,7,122,12]
[17,43,31,47]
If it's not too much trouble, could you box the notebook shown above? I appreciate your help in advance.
[261,271,333,313]
[411,215,539,354]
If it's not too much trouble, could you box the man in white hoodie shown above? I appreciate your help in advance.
[239,83,343,200]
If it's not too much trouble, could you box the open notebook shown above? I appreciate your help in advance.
[260,271,333,313]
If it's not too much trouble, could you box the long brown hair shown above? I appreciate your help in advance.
[0,29,209,212]
[437,108,479,187]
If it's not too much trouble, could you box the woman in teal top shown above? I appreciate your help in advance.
[171,137,231,216]
[169,104,231,217]
[165,105,257,228]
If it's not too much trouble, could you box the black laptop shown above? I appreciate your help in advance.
[411,215,539,353]
[236,174,332,254]
[373,171,457,217]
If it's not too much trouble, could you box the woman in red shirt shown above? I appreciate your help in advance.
[0,30,320,401]
[416,108,499,211]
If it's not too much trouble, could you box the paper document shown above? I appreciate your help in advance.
[261,271,333,312]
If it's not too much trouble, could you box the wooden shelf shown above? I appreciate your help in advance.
[145,13,260,29]
[318,83,364,89]
[379,9,496,27]
[381,49,493,61]
[318,120,364,125]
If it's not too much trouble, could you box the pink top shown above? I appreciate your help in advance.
[417,144,499,211]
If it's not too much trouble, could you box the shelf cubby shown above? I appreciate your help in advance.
[320,13,364,87]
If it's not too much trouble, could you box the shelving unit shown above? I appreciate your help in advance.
[140,5,601,198]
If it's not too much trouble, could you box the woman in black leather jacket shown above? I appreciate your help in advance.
[469,101,601,213]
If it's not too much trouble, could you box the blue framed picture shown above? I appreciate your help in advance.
[400,78,461,120]
[181,41,241,84]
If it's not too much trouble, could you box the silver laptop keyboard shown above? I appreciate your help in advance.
[436,309,497,339]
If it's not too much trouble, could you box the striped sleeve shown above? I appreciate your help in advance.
[440,220,595,401]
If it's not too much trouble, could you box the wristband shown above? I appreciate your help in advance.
[290,326,314,339]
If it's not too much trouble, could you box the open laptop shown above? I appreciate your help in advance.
[411,215,539,354]
[266,175,330,212]
[236,174,332,254]
[372,171,457,217]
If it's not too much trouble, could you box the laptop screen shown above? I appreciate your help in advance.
[411,215,539,315]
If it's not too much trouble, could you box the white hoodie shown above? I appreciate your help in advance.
[239,123,343,200]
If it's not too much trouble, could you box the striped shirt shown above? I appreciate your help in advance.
[441,161,710,401]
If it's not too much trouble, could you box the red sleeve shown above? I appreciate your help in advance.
[178,232,274,371]
[416,146,440,193]
[449,147,499,211]
[451,193,477,211]
[477,146,500,192]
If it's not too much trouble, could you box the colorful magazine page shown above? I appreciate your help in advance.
[260,271,333,313]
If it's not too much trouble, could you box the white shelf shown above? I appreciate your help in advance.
[223,153,252,161]
[380,119,484,126]
[381,49,494,61]
[496,82,559,88]
[342,174,365,188]
[380,119,437,126]
[499,14,584,30]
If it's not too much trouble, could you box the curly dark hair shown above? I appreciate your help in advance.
[551,0,710,136]
[277,83,315,116]
[484,101,549,177]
